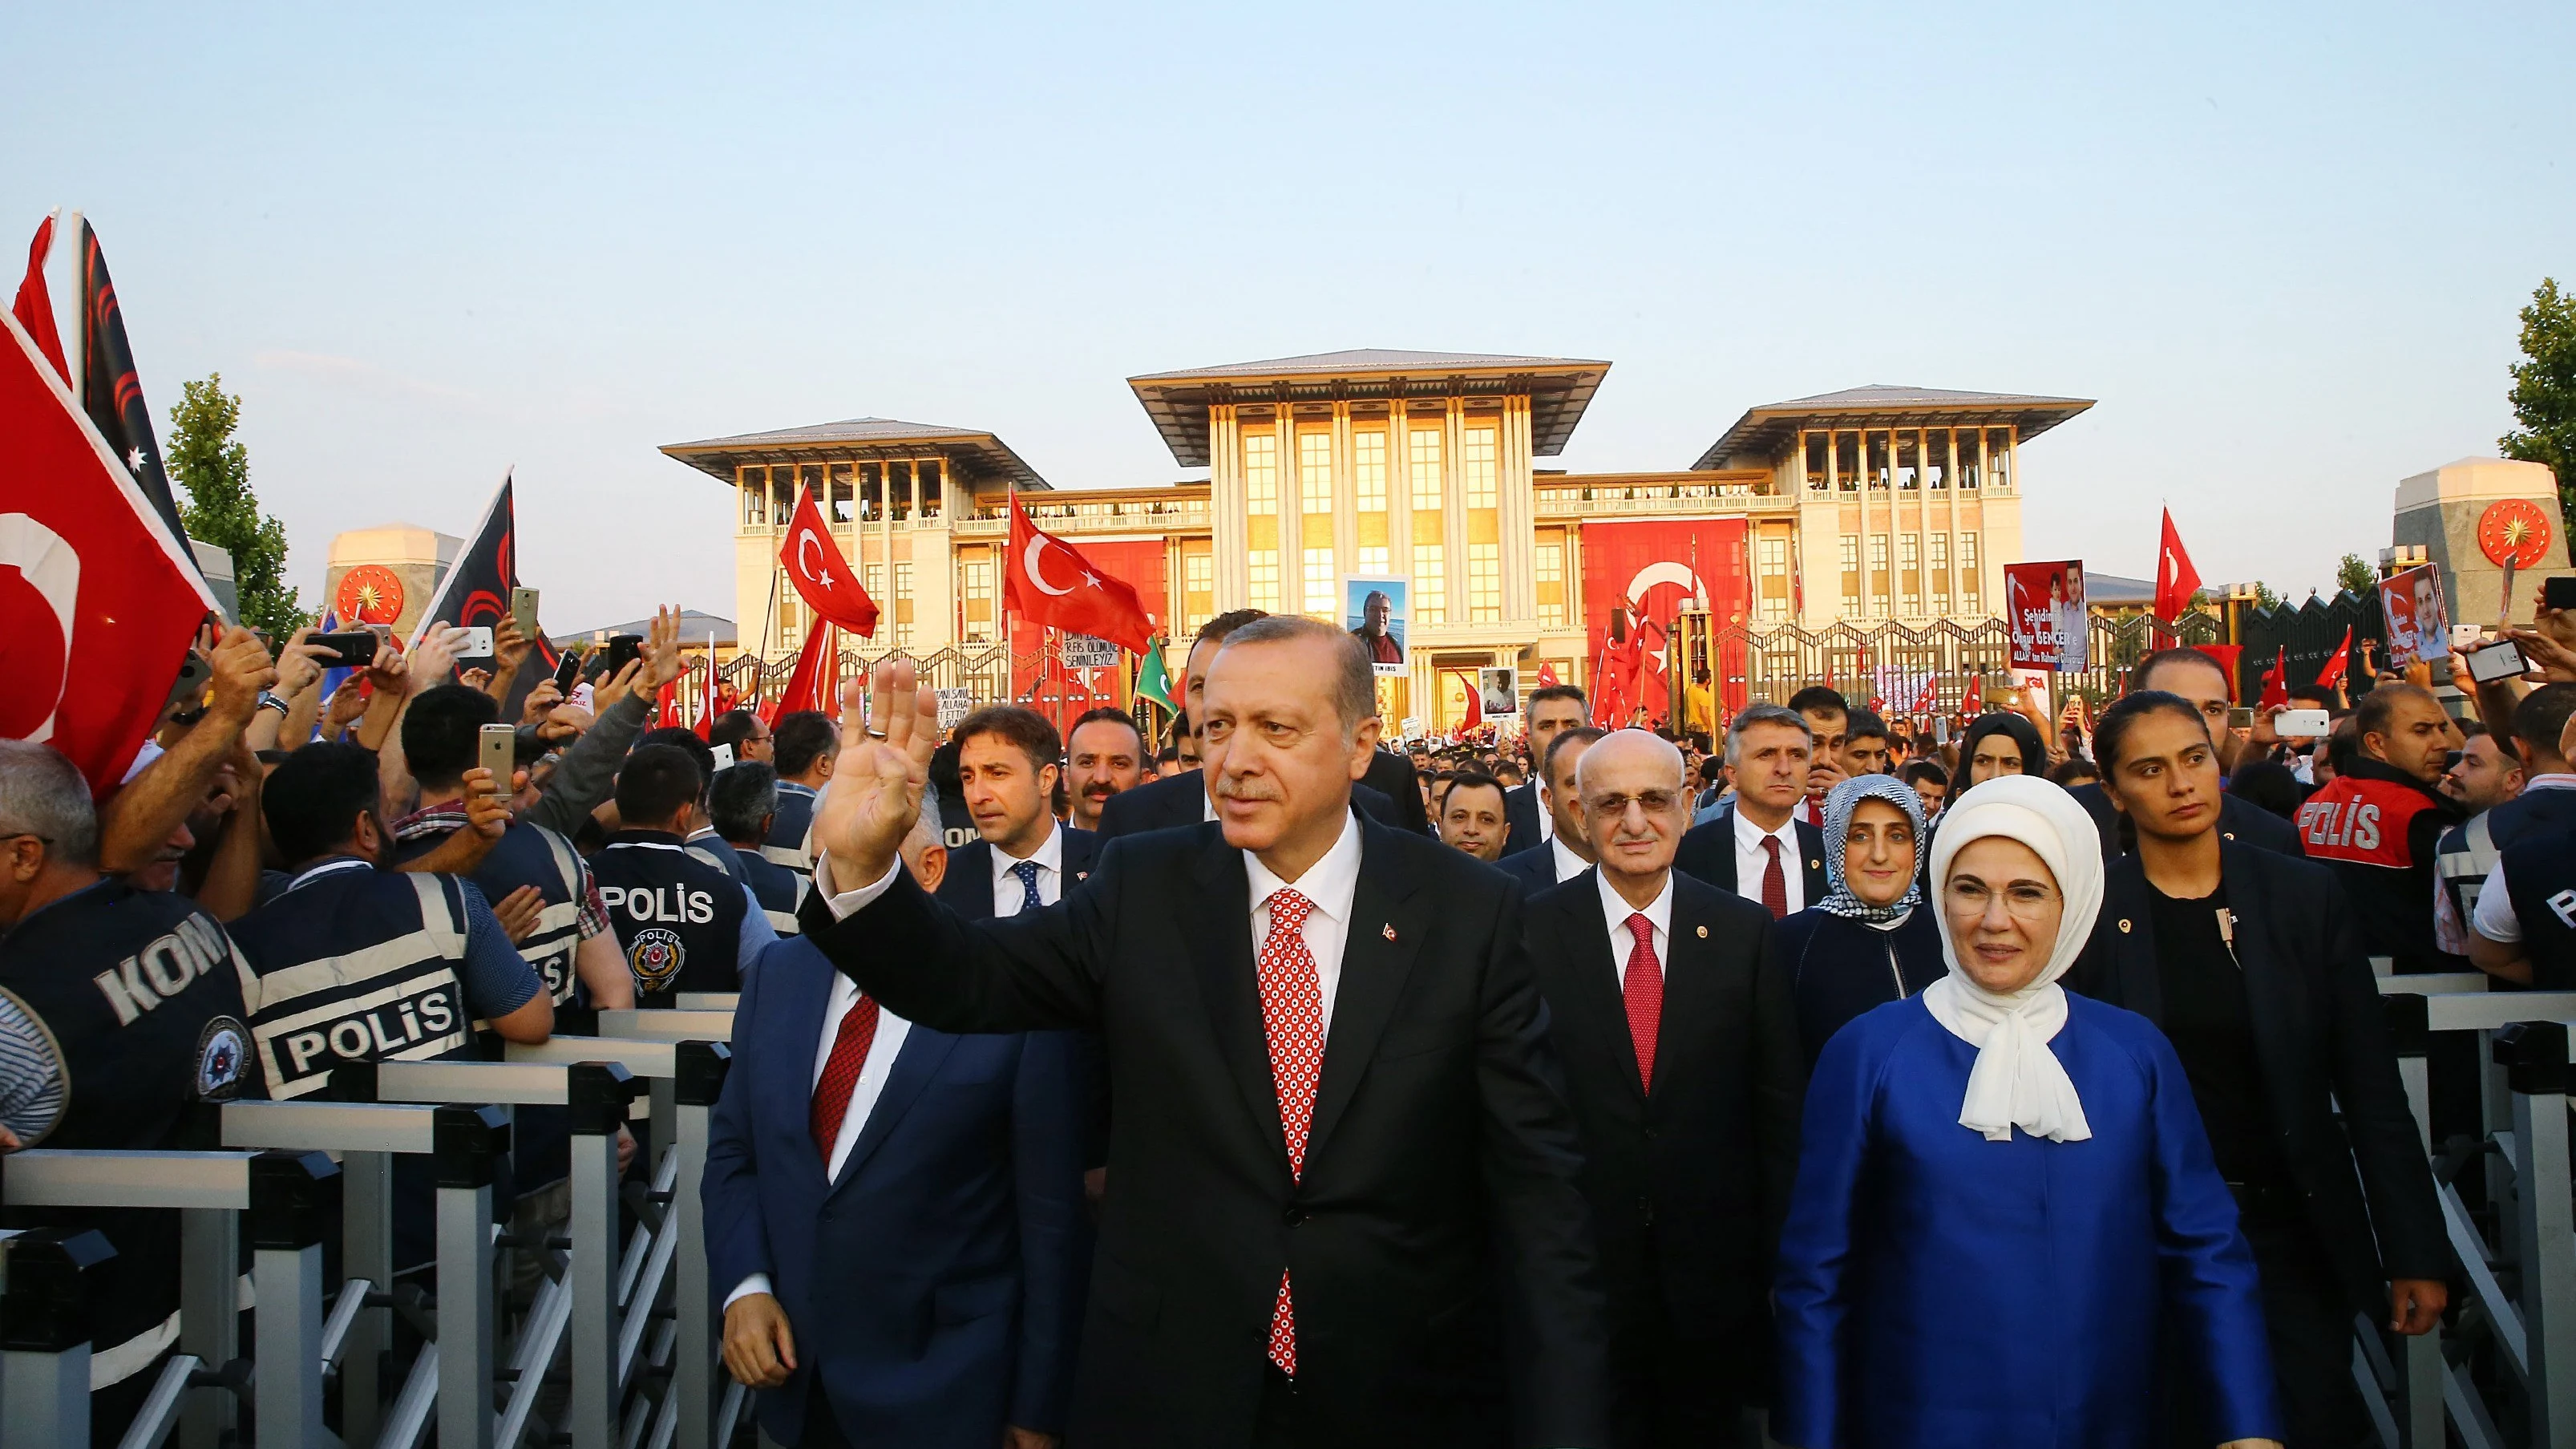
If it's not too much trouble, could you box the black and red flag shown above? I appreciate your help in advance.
[74,217,192,557]
[410,473,560,713]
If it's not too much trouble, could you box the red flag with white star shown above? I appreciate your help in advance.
[1004,493,1155,654]
[779,487,879,637]
[2154,508,2202,623]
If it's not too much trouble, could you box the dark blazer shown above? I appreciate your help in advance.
[937,827,1104,920]
[1361,747,1433,836]
[1502,781,1545,858]
[1498,840,1568,895]
[2066,781,2305,860]
[1095,767,1401,840]
[1765,906,1947,1070]
[1672,805,1829,907]
[702,939,1090,1447]
[1519,870,1804,1421]
[2066,842,2447,1318]
[807,815,1612,1448]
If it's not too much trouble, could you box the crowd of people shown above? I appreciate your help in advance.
[12,590,2576,1446]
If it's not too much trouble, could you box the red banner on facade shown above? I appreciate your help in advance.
[1577,519,1751,721]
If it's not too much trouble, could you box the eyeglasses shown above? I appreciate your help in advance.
[1944,878,2060,921]
[1583,791,1680,818]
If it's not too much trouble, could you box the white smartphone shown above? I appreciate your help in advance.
[2274,708,2331,738]
[456,625,495,658]
[2450,624,2486,651]
[708,743,735,773]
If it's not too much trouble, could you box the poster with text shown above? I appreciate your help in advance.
[2005,560,2089,671]
[1345,576,1409,676]
[2380,564,2451,670]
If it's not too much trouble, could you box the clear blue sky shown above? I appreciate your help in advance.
[8,2,2568,629]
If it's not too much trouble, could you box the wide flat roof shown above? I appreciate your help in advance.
[1128,348,1610,467]
[659,416,1049,492]
[1692,385,2095,470]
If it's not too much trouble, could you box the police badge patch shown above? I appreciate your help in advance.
[629,928,687,991]
[196,1015,251,1100]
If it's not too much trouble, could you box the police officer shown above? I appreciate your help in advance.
[762,710,835,869]
[589,743,774,1002]
[2292,682,2465,974]
[389,683,635,1014]
[710,761,804,937]
[0,741,267,1435]
[2438,685,2576,955]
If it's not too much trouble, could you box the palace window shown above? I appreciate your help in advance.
[1244,431,1280,514]
[1929,532,1950,611]
[1535,540,1565,627]
[1467,544,1501,622]
[1183,551,1214,633]
[1409,428,1444,511]
[1839,535,1862,616]
[1463,427,1498,510]
[1869,535,1891,611]
[1414,544,1446,626]
[865,564,885,600]
[962,557,995,641]
[1960,532,1981,609]
[1899,532,1921,613]
[1299,430,1332,516]
[1250,551,1281,611]
[1353,430,1386,512]
[741,469,768,527]
[1757,536,1790,621]
[1357,546,1389,575]
[1304,549,1337,622]
[892,564,914,647]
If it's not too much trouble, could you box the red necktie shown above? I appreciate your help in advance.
[1256,888,1325,1377]
[1623,913,1662,1092]
[810,993,882,1164]
[1761,836,1789,921]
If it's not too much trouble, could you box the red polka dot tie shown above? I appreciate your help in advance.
[1257,888,1324,1377]
[1623,913,1662,1093]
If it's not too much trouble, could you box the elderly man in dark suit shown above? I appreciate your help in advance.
[1521,730,1803,1447]
[803,617,1610,1448]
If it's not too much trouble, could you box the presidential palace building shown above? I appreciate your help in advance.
[661,350,2090,729]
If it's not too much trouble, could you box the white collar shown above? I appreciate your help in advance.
[2527,773,2576,792]
[1733,803,1799,848]
[989,822,1064,881]
[1595,867,1674,942]
[285,856,375,892]
[1244,811,1363,929]
[1548,834,1591,883]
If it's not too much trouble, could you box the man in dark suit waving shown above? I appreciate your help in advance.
[1521,730,1804,1447]
[806,617,1610,1447]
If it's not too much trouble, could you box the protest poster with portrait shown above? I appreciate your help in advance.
[2005,559,2089,672]
[1344,576,1409,676]
[2379,564,2450,670]
[1478,666,1520,717]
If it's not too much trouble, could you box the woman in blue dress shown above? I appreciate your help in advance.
[1772,775,2283,1448]
[1769,773,1947,1069]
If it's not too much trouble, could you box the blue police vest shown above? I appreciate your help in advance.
[762,784,816,869]
[397,820,590,1006]
[227,860,479,1099]
[588,832,750,1002]
[735,845,807,937]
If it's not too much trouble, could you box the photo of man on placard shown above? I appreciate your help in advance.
[1345,576,1409,675]
[1479,666,1519,717]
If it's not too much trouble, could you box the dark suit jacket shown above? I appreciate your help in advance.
[1361,747,1433,836]
[1498,841,1567,895]
[702,939,1090,1447]
[2065,843,2447,1318]
[808,815,1612,1448]
[1671,806,1829,907]
[2065,781,2305,860]
[936,828,1104,920]
[1519,870,1804,1410]
[1502,781,1545,858]
[1096,767,1402,840]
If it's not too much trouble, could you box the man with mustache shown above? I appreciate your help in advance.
[1066,706,1148,833]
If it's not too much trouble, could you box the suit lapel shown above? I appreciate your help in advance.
[768,947,843,1182]
[1186,831,1289,1172]
[2095,863,2166,1020]
[1648,886,1715,1106]
[829,1026,958,1196]
[2219,845,2309,1118]
[1795,821,1830,904]
[1307,820,1427,1159]
[941,840,995,921]
[1559,876,1647,1106]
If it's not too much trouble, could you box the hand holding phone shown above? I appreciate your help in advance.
[478,722,518,785]
[511,587,541,638]
[456,625,495,659]
[310,632,379,670]
[2275,708,2331,739]
[2466,638,2531,686]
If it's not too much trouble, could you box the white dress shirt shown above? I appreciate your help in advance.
[817,811,1365,1042]
[1529,782,1555,842]
[722,973,917,1312]
[989,822,1066,917]
[1547,835,1590,885]
[1732,805,1807,915]
[1596,868,1673,985]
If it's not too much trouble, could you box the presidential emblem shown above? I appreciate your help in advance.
[628,928,687,991]
[196,1015,250,1100]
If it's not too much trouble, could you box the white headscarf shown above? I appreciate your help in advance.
[1921,775,2104,1143]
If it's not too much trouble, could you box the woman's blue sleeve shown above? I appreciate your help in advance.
[2142,1029,2284,1442]
[1769,1018,1881,1447]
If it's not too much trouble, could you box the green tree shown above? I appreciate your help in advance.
[2502,277,2576,525]
[168,373,305,636]
[2335,552,2377,597]
[2250,580,2287,613]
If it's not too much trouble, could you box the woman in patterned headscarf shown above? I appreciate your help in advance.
[1765,771,1947,1067]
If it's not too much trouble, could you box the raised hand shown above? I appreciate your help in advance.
[491,884,545,944]
[207,625,278,724]
[811,658,939,890]
[409,625,471,694]
[639,606,685,691]
[273,625,334,700]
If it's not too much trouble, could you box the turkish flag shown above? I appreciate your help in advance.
[2155,509,2202,623]
[763,623,835,725]
[2191,645,2242,701]
[12,216,67,384]
[2314,626,2353,692]
[0,307,218,792]
[1005,493,1155,654]
[1460,672,1483,731]
[780,488,879,637]
[2259,648,2290,711]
